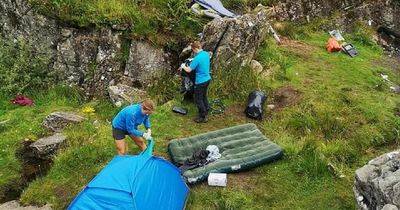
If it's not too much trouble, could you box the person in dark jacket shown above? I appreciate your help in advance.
[112,99,155,155]
[181,41,211,123]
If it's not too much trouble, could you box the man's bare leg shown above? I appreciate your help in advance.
[115,139,126,155]
[129,135,147,151]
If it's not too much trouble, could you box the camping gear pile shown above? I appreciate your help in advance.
[326,30,358,57]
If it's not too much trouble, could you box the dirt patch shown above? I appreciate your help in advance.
[273,86,303,111]
[223,103,247,119]
[279,37,315,58]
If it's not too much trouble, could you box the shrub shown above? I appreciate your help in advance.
[0,39,53,95]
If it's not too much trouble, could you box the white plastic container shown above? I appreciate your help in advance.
[207,173,227,187]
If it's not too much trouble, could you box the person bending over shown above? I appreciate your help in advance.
[112,99,155,155]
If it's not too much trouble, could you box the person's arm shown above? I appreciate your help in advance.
[144,116,151,130]
[126,116,144,137]
[181,55,199,73]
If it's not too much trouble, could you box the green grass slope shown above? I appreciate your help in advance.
[0,31,399,209]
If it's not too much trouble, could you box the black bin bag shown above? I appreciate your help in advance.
[245,90,267,120]
[180,59,196,101]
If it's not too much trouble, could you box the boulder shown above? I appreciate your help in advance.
[201,6,272,71]
[122,41,171,88]
[43,112,85,132]
[28,133,67,159]
[0,200,52,210]
[353,150,400,210]
[108,84,147,107]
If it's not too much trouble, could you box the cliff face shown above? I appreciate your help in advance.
[0,0,170,97]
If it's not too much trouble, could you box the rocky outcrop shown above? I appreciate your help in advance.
[0,200,52,210]
[0,0,171,98]
[0,0,59,55]
[353,150,400,210]
[42,112,85,132]
[272,0,400,31]
[52,28,122,96]
[108,84,148,107]
[201,6,272,71]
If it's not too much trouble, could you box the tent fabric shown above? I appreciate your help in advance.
[194,0,237,18]
[326,37,342,52]
[68,139,189,210]
[168,123,283,184]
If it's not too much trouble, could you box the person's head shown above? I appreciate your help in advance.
[141,99,155,115]
[191,41,202,53]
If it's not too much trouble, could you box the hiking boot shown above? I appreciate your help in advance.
[194,116,208,123]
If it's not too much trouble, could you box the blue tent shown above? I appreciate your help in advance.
[68,139,189,210]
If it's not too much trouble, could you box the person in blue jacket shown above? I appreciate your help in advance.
[181,41,211,123]
[112,99,155,155]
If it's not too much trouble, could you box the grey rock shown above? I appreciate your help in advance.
[250,60,263,74]
[43,112,85,132]
[0,0,60,56]
[52,28,123,96]
[201,6,272,71]
[123,41,170,88]
[0,200,52,210]
[108,84,148,107]
[29,133,66,160]
[354,150,400,210]
[272,0,400,32]
[382,204,399,210]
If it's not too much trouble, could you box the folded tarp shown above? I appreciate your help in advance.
[68,139,189,210]
[194,0,237,18]
[168,123,283,184]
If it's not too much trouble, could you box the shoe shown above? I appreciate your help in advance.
[194,116,208,123]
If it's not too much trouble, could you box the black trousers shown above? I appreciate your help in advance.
[194,80,210,118]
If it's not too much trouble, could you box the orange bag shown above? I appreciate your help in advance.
[326,37,341,52]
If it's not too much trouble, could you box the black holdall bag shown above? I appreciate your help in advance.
[245,90,267,120]
[180,59,196,101]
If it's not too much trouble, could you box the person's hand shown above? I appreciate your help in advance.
[143,132,151,140]
[147,128,151,136]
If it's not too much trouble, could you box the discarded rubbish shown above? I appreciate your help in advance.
[208,173,227,187]
[329,30,345,41]
[342,43,358,57]
[172,106,188,115]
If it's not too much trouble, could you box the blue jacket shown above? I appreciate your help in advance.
[112,103,151,137]
[189,50,211,84]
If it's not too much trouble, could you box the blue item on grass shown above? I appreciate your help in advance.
[195,0,237,18]
[68,139,189,210]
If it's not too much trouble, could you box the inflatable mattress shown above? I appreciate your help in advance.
[168,123,283,183]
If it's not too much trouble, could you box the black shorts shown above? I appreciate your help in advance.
[112,127,128,140]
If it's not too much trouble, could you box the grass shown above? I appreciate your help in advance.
[1,29,400,209]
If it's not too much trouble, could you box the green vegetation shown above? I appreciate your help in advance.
[28,0,206,44]
[1,2,400,209]
[1,28,399,209]
[0,39,53,95]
